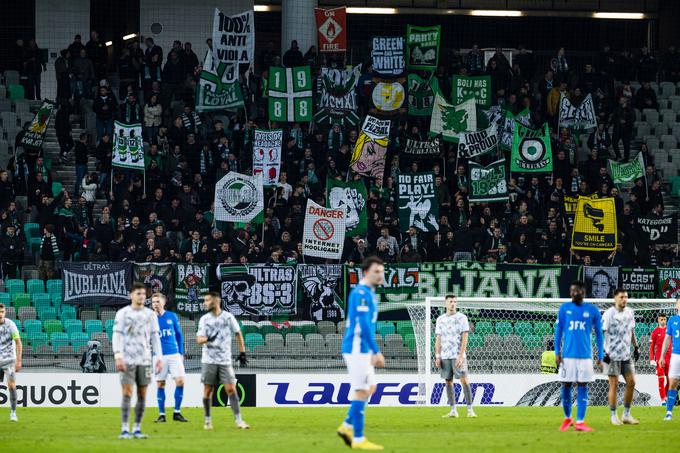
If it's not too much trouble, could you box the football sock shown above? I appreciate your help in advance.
[576,385,588,423]
[561,384,572,419]
[659,376,667,400]
[157,387,166,415]
[610,407,617,417]
[228,392,242,422]
[344,405,354,426]
[350,400,366,441]
[462,383,473,409]
[9,387,17,412]
[134,396,146,429]
[174,386,184,412]
[666,389,677,414]
[623,404,631,417]
[203,397,211,420]
[121,395,131,431]
[445,384,455,408]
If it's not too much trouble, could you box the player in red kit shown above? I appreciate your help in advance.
[650,313,671,404]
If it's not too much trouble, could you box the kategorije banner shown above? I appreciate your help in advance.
[19,100,55,152]
[302,199,345,260]
[620,267,656,299]
[510,123,552,173]
[572,196,617,251]
[371,36,405,76]
[405,24,440,70]
[451,75,492,107]
[469,158,508,204]
[350,116,390,178]
[62,262,131,305]
[175,263,209,315]
[195,50,243,111]
[404,137,440,156]
[635,214,677,244]
[133,262,174,298]
[609,152,645,184]
[314,65,361,126]
[458,122,499,158]
[214,172,264,223]
[370,76,407,115]
[658,268,680,299]
[268,66,312,122]
[218,264,297,316]
[584,266,620,299]
[429,93,477,143]
[298,264,345,322]
[112,121,144,169]
[212,8,254,65]
[397,172,439,232]
[407,74,439,116]
[327,178,367,236]
[558,93,597,130]
[252,129,283,186]
[315,7,346,52]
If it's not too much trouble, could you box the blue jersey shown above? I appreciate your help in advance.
[157,311,184,356]
[554,301,604,360]
[341,283,380,355]
[666,315,680,354]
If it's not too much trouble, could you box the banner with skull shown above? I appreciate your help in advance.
[218,264,297,316]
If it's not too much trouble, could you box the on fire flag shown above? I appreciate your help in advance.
[315,7,347,52]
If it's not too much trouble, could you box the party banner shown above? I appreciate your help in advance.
[252,129,283,186]
[350,116,390,178]
[407,74,439,116]
[371,36,405,76]
[133,262,174,298]
[327,178,367,236]
[635,214,677,244]
[429,94,477,143]
[500,107,532,149]
[298,264,345,322]
[62,262,131,306]
[19,100,55,152]
[195,50,243,111]
[175,263,210,315]
[510,123,553,173]
[609,152,645,184]
[314,65,361,126]
[302,199,345,260]
[370,76,407,115]
[620,267,656,299]
[458,122,499,158]
[218,264,297,316]
[268,66,313,122]
[214,172,264,223]
[404,137,440,156]
[112,121,144,169]
[397,172,439,232]
[315,7,346,52]
[451,75,492,107]
[584,266,620,299]
[469,158,508,204]
[559,93,597,130]
[572,196,617,251]
[405,24,440,70]
[658,268,680,299]
[212,8,254,65]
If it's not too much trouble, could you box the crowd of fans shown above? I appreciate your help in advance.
[1,32,679,280]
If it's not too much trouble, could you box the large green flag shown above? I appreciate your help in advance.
[407,74,439,116]
[195,51,244,112]
[405,25,440,70]
[397,172,439,232]
[268,66,313,122]
[429,92,477,143]
[469,158,508,203]
[451,75,492,107]
[608,152,645,184]
[326,178,367,236]
[510,123,553,173]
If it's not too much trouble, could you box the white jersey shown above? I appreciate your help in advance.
[197,310,240,365]
[602,306,635,361]
[112,305,162,366]
[0,319,20,362]
[435,312,470,360]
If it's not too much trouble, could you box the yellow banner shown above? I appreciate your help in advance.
[571,196,617,251]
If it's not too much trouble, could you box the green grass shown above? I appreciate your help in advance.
[1,406,678,452]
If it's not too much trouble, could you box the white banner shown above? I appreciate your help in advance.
[214,172,264,223]
[559,93,597,130]
[360,115,391,140]
[112,122,144,169]
[212,9,255,65]
[302,199,345,259]
[252,129,283,186]
[458,122,499,158]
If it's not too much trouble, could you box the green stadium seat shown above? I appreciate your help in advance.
[29,237,42,255]
[515,322,533,336]
[533,322,553,336]
[23,222,40,240]
[7,84,24,100]
[0,293,10,305]
[245,333,264,351]
[47,279,62,294]
[397,325,414,337]
[32,293,51,307]
[26,279,45,294]
[64,320,83,335]
[241,325,259,336]
[377,322,396,337]
[59,306,76,320]
[105,319,115,331]
[403,334,416,352]
[495,322,514,336]
[474,321,494,335]
[523,335,544,350]
[23,319,43,335]
[70,332,89,350]
[50,332,69,352]
[39,307,57,320]
[12,293,31,308]
[395,320,412,332]
[300,324,317,336]
[5,279,25,294]
[29,332,49,349]
[44,320,63,335]
[259,324,279,336]
[468,334,485,349]
[85,320,103,336]
[51,293,63,308]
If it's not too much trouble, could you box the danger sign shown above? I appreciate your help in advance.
[303,199,345,259]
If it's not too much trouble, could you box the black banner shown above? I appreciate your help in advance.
[298,264,346,322]
[62,262,132,305]
[635,214,677,244]
[620,267,656,299]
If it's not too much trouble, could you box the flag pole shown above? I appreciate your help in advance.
[641,152,649,200]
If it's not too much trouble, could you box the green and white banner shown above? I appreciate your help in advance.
[658,268,680,299]
[195,51,243,112]
[214,172,264,223]
[19,100,55,152]
[327,178,367,236]
[405,25,440,70]
[500,107,532,149]
[510,123,553,173]
[112,121,144,169]
[397,172,439,232]
[268,66,312,122]
[407,74,438,116]
[371,36,405,76]
[609,152,645,184]
[451,75,492,107]
[469,158,508,204]
[458,122,499,158]
[315,65,362,126]
[175,263,210,315]
[559,93,597,130]
[429,93,477,143]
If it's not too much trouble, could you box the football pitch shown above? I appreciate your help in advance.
[1,406,678,452]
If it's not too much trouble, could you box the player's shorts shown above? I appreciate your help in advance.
[120,365,152,386]
[155,354,186,381]
[343,353,376,391]
[669,354,680,379]
[558,358,594,383]
[201,363,237,386]
[605,359,635,377]
[440,358,468,380]
[0,360,16,383]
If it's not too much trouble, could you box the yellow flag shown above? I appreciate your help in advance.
[571,196,617,251]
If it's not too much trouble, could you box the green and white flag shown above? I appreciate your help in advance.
[429,92,477,143]
[268,66,312,122]
[451,75,492,107]
[195,51,244,112]
[397,172,439,232]
[214,172,264,223]
[19,100,55,152]
[469,158,508,203]
[609,152,645,184]
[406,25,440,70]
[314,65,362,126]
[112,121,144,169]
[500,107,532,149]
[175,263,210,315]
[407,74,439,116]
[327,178,367,236]
[510,123,553,173]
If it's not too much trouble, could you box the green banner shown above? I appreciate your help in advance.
[469,158,508,203]
[397,172,439,232]
[19,100,55,152]
[451,75,492,107]
[268,66,313,122]
[327,178,367,236]
[174,263,209,315]
[429,93,477,143]
[195,52,244,112]
[405,24,440,70]
[609,152,645,184]
[407,74,439,116]
[510,123,553,173]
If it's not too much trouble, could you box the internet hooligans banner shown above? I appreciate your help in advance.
[327,178,368,236]
[500,107,532,150]
[112,121,144,169]
[571,196,617,251]
[133,262,174,299]
[212,8,254,65]
[658,268,680,299]
[397,172,439,232]
[62,262,131,306]
[302,199,346,260]
[429,93,477,143]
[195,51,243,112]
[404,137,440,156]
[371,36,405,76]
[407,74,439,116]
[214,172,264,223]
[451,75,492,107]
[314,65,361,126]
[609,152,645,184]
[405,24,440,70]
[252,129,283,186]
[469,158,508,204]
[370,76,407,116]
[298,264,345,322]
[346,263,420,301]
[19,100,55,152]
[458,122,499,158]
[175,263,210,315]
[635,214,677,244]
[510,123,552,173]
[558,94,597,130]
[268,66,313,122]
[218,264,297,316]
[315,7,347,52]
[620,267,656,299]
[350,116,390,178]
